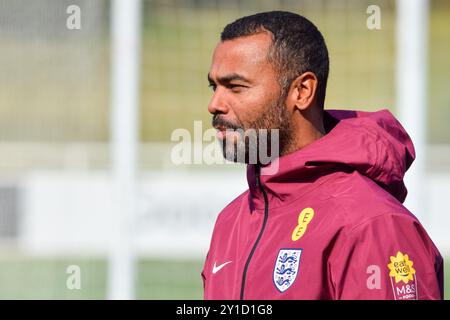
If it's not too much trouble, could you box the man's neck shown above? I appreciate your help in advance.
[281,112,325,157]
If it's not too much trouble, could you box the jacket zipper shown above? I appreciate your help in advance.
[240,165,269,300]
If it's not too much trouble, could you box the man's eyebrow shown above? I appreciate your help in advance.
[207,73,251,84]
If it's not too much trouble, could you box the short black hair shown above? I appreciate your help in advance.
[221,11,329,107]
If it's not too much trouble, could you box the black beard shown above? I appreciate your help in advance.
[212,94,293,164]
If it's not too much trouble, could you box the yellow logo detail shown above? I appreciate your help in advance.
[387,251,416,284]
[291,208,315,241]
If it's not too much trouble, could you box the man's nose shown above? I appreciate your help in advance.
[207,89,229,115]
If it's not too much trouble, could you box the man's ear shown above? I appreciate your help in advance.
[286,72,318,111]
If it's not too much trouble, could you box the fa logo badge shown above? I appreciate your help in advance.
[273,248,302,293]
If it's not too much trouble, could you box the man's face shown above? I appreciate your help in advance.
[208,32,292,163]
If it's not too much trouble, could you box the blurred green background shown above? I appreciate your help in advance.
[1,0,449,143]
[0,256,447,299]
[0,0,448,299]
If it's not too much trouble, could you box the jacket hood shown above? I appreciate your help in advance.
[247,109,415,209]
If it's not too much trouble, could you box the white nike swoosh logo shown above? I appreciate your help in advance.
[212,261,232,274]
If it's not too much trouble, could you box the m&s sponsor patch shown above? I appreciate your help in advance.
[387,251,417,300]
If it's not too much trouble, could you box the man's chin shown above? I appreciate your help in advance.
[219,133,281,164]
[222,147,243,163]
[222,146,261,164]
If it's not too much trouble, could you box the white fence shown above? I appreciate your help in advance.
[17,168,248,258]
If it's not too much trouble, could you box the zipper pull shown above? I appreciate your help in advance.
[255,165,261,188]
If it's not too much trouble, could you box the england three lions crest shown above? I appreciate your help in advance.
[273,248,302,293]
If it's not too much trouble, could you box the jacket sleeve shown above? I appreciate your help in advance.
[330,213,443,300]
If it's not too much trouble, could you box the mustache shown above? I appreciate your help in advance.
[212,114,242,131]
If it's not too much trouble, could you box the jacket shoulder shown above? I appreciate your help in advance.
[214,189,249,224]
[321,170,417,227]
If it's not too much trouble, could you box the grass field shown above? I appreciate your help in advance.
[0,256,446,299]
[0,257,204,299]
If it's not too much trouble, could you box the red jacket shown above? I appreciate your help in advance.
[202,109,443,300]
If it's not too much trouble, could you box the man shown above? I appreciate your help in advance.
[202,11,443,300]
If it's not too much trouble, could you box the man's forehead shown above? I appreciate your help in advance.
[209,33,272,79]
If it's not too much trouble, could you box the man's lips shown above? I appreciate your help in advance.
[214,126,240,140]
[214,125,227,132]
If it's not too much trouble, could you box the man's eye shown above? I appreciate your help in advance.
[229,84,245,92]
[208,84,217,91]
